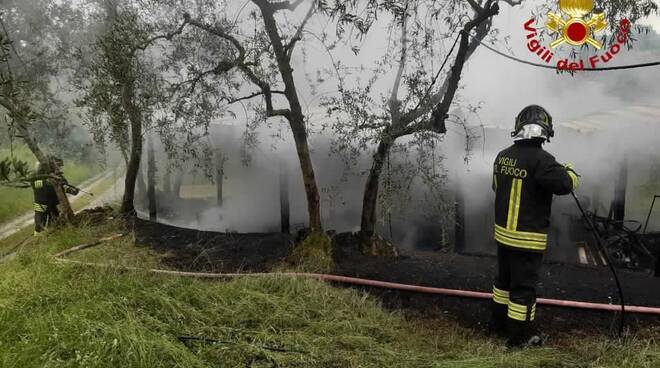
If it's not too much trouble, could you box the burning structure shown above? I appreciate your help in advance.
[134,103,660,273]
[460,104,660,271]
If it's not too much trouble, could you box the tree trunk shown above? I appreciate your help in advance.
[257,3,323,233]
[121,125,141,214]
[120,81,142,215]
[147,136,157,221]
[454,174,465,253]
[215,151,224,207]
[173,170,184,199]
[289,117,322,232]
[360,137,394,246]
[120,145,129,166]
[163,163,172,196]
[136,164,147,206]
[279,159,290,233]
[359,3,500,248]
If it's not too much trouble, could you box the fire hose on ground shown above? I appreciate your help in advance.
[50,233,660,318]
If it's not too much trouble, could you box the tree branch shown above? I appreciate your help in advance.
[183,13,246,60]
[284,0,317,59]
[500,0,523,6]
[399,1,495,125]
[358,121,388,130]
[402,1,499,135]
[169,67,223,97]
[227,90,286,104]
[466,0,483,13]
[389,4,408,123]
[238,65,290,118]
[184,8,291,119]
[132,19,190,55]
[269,0,306,12]
[0,97,16,115]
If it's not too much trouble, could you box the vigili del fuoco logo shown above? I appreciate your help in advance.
[523,0,632,71]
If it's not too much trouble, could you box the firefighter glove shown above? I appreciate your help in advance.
[564,163,580,191]
[64,185,80,196]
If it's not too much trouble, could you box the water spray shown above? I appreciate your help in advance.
[571,191,626,337]
[78,188,94,197]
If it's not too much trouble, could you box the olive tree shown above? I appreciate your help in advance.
[152,0,326,233]
[0,3,81,220]
[321,0,658,251]
[73,1,190,215]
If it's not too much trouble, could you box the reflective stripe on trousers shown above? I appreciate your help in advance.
[508,300,536,322]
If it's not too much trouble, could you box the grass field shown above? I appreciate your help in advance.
[0,217,659,367]
[0,145,103,224]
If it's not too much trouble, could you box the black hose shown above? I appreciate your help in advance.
[468,32,660,71]
[571,192,626,337]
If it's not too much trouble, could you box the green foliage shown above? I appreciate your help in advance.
[73,7,152,157]
[0,157,31,183]
[0,1,85,151]
[72,3,216,175]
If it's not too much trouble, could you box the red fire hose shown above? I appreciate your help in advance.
[52,240,660,316]
[146,269,660,315]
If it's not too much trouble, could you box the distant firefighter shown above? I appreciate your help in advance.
[31,157,79,234]
[489,105,579,348]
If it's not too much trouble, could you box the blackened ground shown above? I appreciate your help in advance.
[134,219,660,336]
[133,218,293,273]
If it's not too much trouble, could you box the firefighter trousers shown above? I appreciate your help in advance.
[34,208,58,233]
[490,243,543,338]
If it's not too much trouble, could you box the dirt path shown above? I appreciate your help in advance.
[0,170,119,240]
[83,174,124,210]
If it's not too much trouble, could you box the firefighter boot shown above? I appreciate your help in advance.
[506,319,544,349]
[488,301,508,338]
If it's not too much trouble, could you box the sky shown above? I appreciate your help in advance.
[460,1,660,127]
[645,12,660,29]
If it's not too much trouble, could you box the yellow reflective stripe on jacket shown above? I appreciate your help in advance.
[34,180,44,189]
[567,170,579,190]
[508,301,536,321]
[495,174,549,251]
[507,178,523,230]
[492,286,509,305]
[33,203,48,212]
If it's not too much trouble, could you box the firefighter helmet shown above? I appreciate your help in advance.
[35,156,63,175]
[511,105,554,142]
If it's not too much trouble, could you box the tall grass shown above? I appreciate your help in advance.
[0,219,658,367]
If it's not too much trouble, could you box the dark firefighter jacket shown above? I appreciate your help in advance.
[31,179,59,214]
[492,139,576,251]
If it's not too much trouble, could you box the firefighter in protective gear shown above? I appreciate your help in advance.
[31,157,79,233]
[489,105,579,348]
